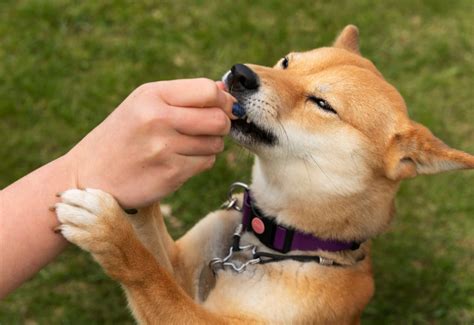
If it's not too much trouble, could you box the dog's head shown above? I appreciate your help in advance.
[223,25,474,240]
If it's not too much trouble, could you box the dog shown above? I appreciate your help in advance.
[55,25,474,324]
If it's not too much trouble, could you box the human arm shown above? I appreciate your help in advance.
[0,78,235,298]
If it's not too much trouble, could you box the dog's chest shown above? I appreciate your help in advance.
[202,261,316,322]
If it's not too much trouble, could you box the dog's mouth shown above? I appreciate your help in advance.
[223,70,277,147]
[230,114,277,146]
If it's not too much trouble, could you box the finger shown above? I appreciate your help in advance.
[181,155,217,177]
[156,154,216,195]
[173,135,224,156]
[156,78,233,110]
[223,94,238,119]
[164,154,217,188]
[169,106,231,136]
[215,81,238,119]
[216,81,226,91]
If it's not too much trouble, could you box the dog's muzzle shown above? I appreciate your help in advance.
[223,64,260,119]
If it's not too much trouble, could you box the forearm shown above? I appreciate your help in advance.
[0,154,76,298]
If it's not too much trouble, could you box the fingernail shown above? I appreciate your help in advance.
[232,103,246,118]
[215,81,226,91]
[124,208,138,215]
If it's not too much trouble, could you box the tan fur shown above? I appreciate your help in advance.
[56,26,474,324]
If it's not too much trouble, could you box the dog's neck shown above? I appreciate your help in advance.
[250,156,398,242]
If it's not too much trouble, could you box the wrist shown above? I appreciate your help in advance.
[56,151,80,190]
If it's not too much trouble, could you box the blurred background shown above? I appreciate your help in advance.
[0,0,472,323]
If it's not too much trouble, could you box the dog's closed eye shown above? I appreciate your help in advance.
[307,96,337,114]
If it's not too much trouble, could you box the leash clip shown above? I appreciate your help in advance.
[219,182,249,211]
[209,224,260,275]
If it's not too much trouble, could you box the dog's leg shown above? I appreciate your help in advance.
[173,207,242,299]
[127,204,177,275]
[127,203,242,297]
[55,189,255,324]
[126,195,242,298]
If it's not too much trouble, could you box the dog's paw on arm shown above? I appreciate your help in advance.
[53,188,148,279]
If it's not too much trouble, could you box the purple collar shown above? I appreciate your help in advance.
[242,191,360,253]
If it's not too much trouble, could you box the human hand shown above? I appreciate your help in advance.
[64,78,236,208]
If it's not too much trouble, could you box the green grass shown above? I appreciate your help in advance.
[1,0,473,323]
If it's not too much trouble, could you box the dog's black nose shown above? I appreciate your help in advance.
[230,64,259,90]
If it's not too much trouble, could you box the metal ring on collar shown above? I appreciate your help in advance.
[226,182,250,211]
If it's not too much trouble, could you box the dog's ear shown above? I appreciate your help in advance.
[333,25,360,54]
[384,122,474,180]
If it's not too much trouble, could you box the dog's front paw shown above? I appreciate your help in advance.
[55,188,131,254]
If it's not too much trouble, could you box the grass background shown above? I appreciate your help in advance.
[0,0,473,323]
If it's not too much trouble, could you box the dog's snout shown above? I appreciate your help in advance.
[230,64,259,91]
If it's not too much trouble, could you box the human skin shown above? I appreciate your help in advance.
[0,78,235,298]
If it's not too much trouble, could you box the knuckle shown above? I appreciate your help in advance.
[151,107,173,126]
[134,110,156,129]
[152,140,169,157]
[135,82,156,95]
[138,104,172,128]
[198,78,219,100]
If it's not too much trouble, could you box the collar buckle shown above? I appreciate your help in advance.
[319,257,334,266]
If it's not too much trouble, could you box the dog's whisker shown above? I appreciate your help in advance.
[304,153,338,191]
[302,158,313,185]
[276,119,293,160]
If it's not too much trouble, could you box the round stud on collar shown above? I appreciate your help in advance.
[251,217,265,234]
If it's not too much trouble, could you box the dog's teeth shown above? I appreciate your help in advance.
[246,117,251,124]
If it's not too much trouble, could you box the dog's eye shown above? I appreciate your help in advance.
[281,57,289,69]
[308,96,337,114]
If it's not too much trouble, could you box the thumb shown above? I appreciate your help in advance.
[215,81,238,119]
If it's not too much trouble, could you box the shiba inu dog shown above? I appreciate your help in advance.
[55,25,474,324]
